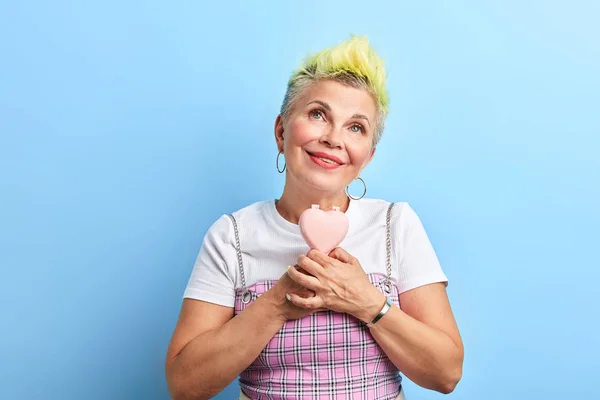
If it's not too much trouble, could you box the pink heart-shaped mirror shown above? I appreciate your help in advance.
[298,205,349,254]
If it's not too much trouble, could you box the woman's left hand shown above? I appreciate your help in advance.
[286,247,386,321]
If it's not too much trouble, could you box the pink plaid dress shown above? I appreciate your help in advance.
[230,203,405,400]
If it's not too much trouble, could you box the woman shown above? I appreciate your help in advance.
[165,35,463,400]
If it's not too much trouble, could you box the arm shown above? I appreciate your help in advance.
[165,293,287,400]
[285,203,463,393]
[355,283,464,394]
[287,251,463,394]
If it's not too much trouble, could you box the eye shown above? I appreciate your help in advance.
[350,124,364,133]
[310,109,324,120]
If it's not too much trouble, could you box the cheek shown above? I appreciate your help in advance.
[288,119,321,145]
[347,145,373,167]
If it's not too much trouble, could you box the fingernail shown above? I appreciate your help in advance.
[285,293,291,301]
[286,265,291,271]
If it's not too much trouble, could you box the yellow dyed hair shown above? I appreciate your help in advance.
[280,35,389,144]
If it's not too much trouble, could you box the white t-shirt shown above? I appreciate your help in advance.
[183,198,448,307]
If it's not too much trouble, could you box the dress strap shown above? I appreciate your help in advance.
[227,214,252,304]
[383,202,395,294]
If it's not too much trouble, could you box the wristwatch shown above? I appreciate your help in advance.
[365,297,393,328]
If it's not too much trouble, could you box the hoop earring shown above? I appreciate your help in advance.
[276,151,286,173]
[345,177,366,200]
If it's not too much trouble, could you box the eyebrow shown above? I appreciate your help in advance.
[307,100,331,111]
[351,113,371,127]
[306,100,371,126]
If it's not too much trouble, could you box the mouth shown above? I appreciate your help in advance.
[306,151,345,169]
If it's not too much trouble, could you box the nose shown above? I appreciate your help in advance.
[318,126,343,149]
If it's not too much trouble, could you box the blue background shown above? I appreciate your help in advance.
[1,1,598,399]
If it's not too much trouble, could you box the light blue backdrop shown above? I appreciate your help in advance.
[1,1,598,399]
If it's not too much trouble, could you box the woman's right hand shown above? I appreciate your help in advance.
[267,265,328,322]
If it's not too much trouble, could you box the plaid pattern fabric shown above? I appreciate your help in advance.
[234,272,402,400]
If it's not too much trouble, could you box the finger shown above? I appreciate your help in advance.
[328,247,355,264]
[290,289,316,298]
[286,292,324,309]
[306,249,334,268]
[287,265,321,291]
[296,266,311,275]
[297,254,325,276]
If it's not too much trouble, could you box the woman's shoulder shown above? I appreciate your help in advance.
[210,200,273,228]
[353,197,424,228]
[228,199,273,219]
[354,197,411,216]
[202,200,273,241]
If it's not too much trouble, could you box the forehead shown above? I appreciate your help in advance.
[299,80,377,118]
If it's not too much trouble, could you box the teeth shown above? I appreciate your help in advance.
[318,156,339,165]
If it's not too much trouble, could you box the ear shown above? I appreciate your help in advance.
[274,114,285,152]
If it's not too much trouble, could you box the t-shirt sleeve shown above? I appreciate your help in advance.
[183,215,237,307]
[392,203,448,294]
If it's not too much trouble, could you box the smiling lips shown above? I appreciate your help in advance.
[307,151,345,170]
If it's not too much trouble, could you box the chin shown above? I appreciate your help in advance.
[301,175,343,193]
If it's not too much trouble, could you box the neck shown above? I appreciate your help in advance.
[276,181,350,225]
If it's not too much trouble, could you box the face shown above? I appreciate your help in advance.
[275,80,377,195]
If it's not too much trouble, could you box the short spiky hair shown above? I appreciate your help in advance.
[280,35,389,144]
